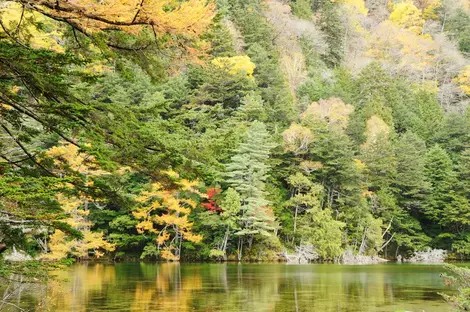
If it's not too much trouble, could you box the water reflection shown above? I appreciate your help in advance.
[4,263,457,312]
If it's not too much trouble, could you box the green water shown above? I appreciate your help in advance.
[11,262,464,311]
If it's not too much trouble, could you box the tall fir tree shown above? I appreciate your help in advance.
[424,145,456,221]
[225,121,276,258]
[393,131,429,213]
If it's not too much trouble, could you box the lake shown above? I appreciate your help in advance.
[6,262,463,311]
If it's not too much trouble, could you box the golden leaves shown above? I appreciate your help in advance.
[156,230,170,245]
[42,230,69,260]
[366,20,438,77]
[42,227,115,260]
[362,115,390,148]
[302,97,354,129]
[389,0,424,34]
[136,220,156,234]
[45,142,107,178]
[0,2,65,52]
[160,248,180,261]
[29,0,215,38]
[333,0,369,15]
[211,55,256,79]
[41,142,115,260]
[132,172,203,260]
[422,0,441,20]
[454,65,470,96]
[183,232,203,244]
[299,160,323,174]
[282,123,314,155]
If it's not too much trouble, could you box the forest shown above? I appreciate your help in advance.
[1,0,470,271]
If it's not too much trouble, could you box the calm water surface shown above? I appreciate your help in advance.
[14,262,466,311]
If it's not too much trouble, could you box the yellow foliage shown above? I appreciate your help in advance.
[282,123,314,155]
[179,179,199,192]
[353,158,367,172]
[11,0,215,38]
[156,230,171,245]
[362,190,375,198]
[42,142,118,260]
[412,80,439,94]
[45,142,107,180]
[363,115,390,147]
[71,231,116,259]
[133,173,202,261]
[333,0,369,15]
[301,97,354,129]
[161,248,180,261]
[422,0,441,19]
[0,2,64,52]
[136,220,156,234]
[183,232,203,244]
[367,21,438,76]
[211,56,256,79]
[389,0,424,34]
[162,170,180,179]
[454,65,470,96]
[43,195,115,260]
[43,230,69,260]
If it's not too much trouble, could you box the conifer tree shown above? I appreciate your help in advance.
[225,121,276,259]
[393,132,429,212]
[285,173,323,239]
[423,145,456,222]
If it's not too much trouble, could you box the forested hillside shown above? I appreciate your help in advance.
[1,0,470,264]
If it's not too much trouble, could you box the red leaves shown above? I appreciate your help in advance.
[206,187,221,199]
[201,187,222,213]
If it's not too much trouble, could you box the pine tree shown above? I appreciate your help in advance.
[297,208,345,259]
[393,131,429,212]
[285,173,323,239]
[360,132,397,192]
[423,145,456,222]
[317,2,344,67]
[225,121,276,259]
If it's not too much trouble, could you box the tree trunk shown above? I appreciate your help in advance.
[248,235,253,249]
[222,225,230,260]
[237,237,243,261]
[293,205,298,235]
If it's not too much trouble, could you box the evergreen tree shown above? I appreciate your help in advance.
[285,173,323,240]
[298,208,345,259]
[360,133,397,192]
[208,21,236,57]
[317,2,344,67]
[393,131,429,212]
[225,121,276,259]
[423,145,456,223]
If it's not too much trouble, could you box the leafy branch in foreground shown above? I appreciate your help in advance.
[440,264,470,311]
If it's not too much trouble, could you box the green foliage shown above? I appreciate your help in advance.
[291,0,313,19]
[298,208,345,259]
[226,121,276,242]
[229,0,295,123]
[423,145,455,222]
[445,9,470,54]
[2,0,470,266]
[440,264,470,311]
[316,2,344,67]
[140,243,159,260]
[208,21,236,57]
[194,64,256,109]
[393,131,429,211]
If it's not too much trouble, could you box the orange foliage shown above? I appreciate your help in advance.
[15,0,215,38]
[133,171,203,261]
